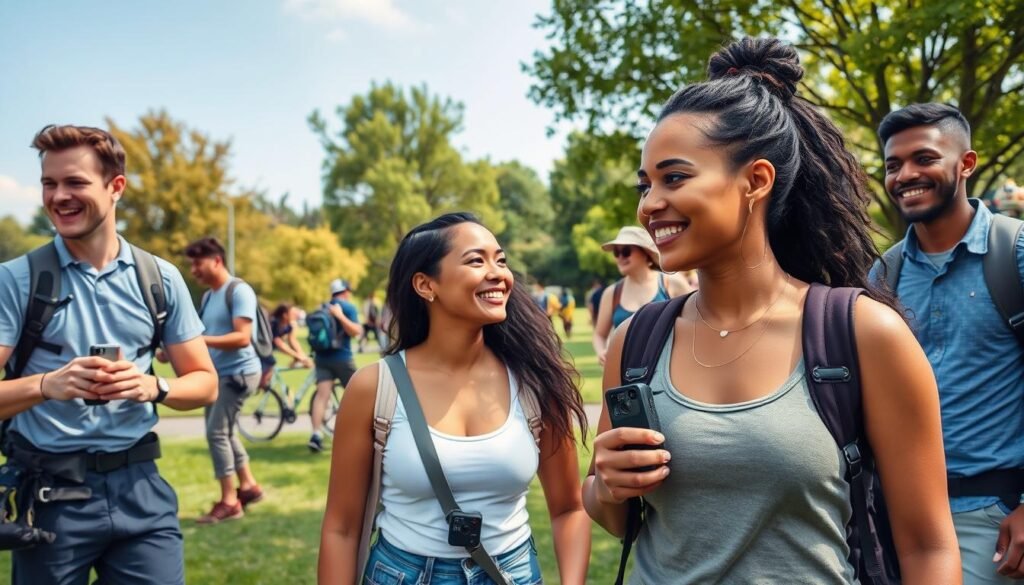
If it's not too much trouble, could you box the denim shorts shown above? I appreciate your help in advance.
[363,534,542,585]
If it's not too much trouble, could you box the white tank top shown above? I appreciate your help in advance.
[376,358,539,557]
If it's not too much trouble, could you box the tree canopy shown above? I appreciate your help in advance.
[526,0,1024,233]
[310,83,504,289]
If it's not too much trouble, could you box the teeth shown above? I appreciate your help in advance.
[56,208,82,216]
[654,225,685,239]
[901,187,929,198]
[477,291,504,299]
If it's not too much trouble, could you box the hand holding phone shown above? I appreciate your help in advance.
[605,383,665,471]
[86,344,121,405]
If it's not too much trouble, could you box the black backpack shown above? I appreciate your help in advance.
[4,241,167,381]
[880,213,1024,345]
[613,283,901,585]
[199,278,274,360]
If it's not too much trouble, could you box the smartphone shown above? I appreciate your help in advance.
[605,383,664,471]
[86,344,121,405]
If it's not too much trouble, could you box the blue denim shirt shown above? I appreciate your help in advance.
[872,200,1024,513]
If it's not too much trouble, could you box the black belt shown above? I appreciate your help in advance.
[7,432,162,483]
[948,469,1024,510]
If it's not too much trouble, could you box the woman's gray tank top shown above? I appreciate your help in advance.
[630,332,858,585]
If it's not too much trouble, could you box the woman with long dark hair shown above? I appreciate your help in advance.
[584,38,959,583]
[319,212,590,584]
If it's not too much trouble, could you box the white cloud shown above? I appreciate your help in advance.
[284,0,419,33]
[0,175,41,224]
[326,28,348,43]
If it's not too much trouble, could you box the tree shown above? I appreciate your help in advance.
[0,216,48,262]
[493,161,555,275]
[309,83,505,288]
[109,111,366,305]
[526,0,1024,234]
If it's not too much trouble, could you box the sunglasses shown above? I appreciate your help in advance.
[612,246,635,258]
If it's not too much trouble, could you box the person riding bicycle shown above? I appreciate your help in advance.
[259,303,313,390]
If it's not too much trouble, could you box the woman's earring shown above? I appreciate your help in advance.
[427,295,435,303]
[748,198,755,214]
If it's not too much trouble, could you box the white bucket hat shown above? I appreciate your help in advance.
[601,226,661,270]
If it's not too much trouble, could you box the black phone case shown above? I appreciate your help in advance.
[605,383,664,470]
[86,346,119,405]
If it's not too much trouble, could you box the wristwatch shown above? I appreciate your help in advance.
[152,376,170,404]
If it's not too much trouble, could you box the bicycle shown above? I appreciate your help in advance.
[237,367,341,442]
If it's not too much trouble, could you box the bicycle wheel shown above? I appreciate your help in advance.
[320,387,341,438]
[238,387,285,442]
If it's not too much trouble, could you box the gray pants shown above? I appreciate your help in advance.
[205,372,259,479]
[954,504,1016,585]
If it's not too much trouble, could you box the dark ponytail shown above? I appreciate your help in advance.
[385,212,588,447]
[659,37,898,308]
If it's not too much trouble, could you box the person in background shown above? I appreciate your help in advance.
[359,292,382,353]
[308,278,362,453]
[558,286,576,338]
[186,236,266,523]
[592,226,692,365]
[259,302,313,389]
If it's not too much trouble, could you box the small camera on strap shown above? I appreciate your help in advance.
[446,510,483,548]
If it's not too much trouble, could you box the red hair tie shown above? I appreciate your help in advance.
[727,67,739,75]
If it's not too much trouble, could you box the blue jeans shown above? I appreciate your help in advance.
[363,534,542,585]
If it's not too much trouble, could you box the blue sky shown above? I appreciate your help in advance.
[0,0,572,224]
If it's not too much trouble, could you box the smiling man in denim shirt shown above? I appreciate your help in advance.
[874,103,1024,583]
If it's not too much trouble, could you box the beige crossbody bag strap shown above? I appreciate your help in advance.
[356,362,399,575]
[517,387,543,448]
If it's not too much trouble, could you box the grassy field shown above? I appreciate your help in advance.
[0,313,623,583]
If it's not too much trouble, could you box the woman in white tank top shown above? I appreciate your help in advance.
[584,37,960,584]
[320,213,591,584]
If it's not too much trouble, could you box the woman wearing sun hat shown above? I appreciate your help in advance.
[591,226,692,365]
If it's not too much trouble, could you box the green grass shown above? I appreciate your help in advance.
[0,314,621,583]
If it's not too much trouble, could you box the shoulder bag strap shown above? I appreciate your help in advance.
[129,245,167,358]
[382,354,508,584]
[516,385,543,449]
[9,242,64,379]
[801,283,883,580]
[612,293,690,585]
[357,361,400,575]
[984,214,1024,345]
[879,240,904,293]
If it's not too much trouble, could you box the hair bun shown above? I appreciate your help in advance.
[708,37,803,99]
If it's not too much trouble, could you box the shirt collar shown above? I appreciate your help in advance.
[902,198,991,261]
[53,234,136,268]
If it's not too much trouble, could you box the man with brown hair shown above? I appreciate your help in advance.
[0,124,218,584]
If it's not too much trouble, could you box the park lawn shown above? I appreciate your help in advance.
[157,311,606,419]
[0,433,624,583]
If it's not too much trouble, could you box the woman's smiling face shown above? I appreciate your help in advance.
[636,113,757,273]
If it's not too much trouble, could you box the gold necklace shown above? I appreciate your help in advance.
[693,273,791,338]
[690,275,792,368]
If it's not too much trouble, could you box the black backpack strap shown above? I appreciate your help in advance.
[8,243,65,380]
[224,278,240,317]
[984,214,1024,345]
[611,280,623,312]
[129,245,167,359]
[802,283,888,580]
[879,240,905,293]
[613,293,691,585]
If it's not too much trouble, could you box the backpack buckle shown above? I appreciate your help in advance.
[842,442,862,479]
[811,366,851,383]
[624,367,648,382]
[1009,312,1024,332]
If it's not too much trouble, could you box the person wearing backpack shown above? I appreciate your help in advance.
[318,212,591,584]
[0,125,218,584]
[185,236,267,523]
[307,278,362,453]
[873,103,1024,584]
[584,38,960,584]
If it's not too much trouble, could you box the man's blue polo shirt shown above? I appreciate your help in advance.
[0,236,204,453]
[872,200,1024,513]
[199,279,262,375]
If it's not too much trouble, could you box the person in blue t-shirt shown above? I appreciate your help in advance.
[309,278,362,453]
[0,124,217,585]
[185,236,267,523]
[874,103,1024,584]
